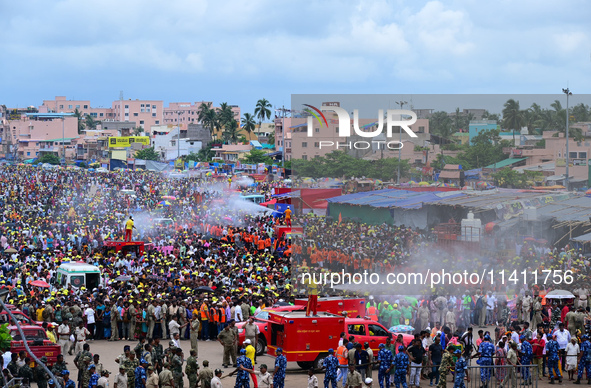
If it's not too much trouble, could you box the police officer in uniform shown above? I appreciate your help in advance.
[185,350,199,388]
[476,334,494,388]
[393,345,410,388]
[575,334,591,384]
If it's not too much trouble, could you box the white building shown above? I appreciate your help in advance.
[151,126,202,161]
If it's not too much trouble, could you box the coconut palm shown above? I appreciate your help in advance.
[241,113,256,139]
[73,108,85,134]
[254,98,272,129]
[198,102,216,137]
[502,99,523,145]
[222,119,243,144]
[85,115,99,131]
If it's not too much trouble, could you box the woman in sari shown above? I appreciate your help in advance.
[495,340,507,382]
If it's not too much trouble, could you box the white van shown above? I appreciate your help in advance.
[55,263,102,290]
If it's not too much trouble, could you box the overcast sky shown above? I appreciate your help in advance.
[1,0,589,115]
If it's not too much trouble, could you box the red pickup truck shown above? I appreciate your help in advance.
[9,325,62,366]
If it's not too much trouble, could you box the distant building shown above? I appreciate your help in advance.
[468,120,500,143]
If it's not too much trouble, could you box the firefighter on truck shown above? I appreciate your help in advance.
[305,274,318,316]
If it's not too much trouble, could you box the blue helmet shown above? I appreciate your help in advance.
[140,359,147,364]
[276,348,283,353]
[379,343,385,348]
[240,349,246,355]
[398,345,405,351]
[61,370,70,376]
[328,348,334,353]
[454,349,461,354]
[484,334,491,341]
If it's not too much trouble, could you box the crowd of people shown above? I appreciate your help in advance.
[2,165,591,388]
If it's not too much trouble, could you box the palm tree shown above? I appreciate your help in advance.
[267,131,275,146]
[241,113,256,139]
[222,119,243,144]
[254,98,272,129]
[73,108,84,134]
[198,102,216,137]
[502,99,523,145]
[218,102,234,128]
[85,115,99,131]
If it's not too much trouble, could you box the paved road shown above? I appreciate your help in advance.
[64,338,309,387]
[60,335,564,388]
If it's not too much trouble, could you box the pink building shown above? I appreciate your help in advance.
[8,114,79,160]
[163,102,241,132]
[112,99,163,131]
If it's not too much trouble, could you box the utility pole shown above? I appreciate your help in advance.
[395,100,407,185]
[563,87,572,190]
[62,116,65,165]
[177,110,181,162]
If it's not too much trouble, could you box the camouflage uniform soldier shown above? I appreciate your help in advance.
[33,356,49,388]
[185,350,199,388]
[51,354,68,376]
[124,353,140,388]
[152,338,164,373]
[437,346,454,388]
[164,341,176,364]
[80,357,92,388]
[171,348,184,388]
[18,359,34,381]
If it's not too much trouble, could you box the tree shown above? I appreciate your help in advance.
[267,131,275,146]
[218,102,234,128]
[254,98,272,129]
[198,102,216,137]
[85,115,99,131]
[241,113,256,139]
[244,149,274,164]
[38,153,60,165]
[134,147,160,161]
[502,99,523,145]
[491,168,543,188]
[429,111,453,138]
[194,140,216,161]
[73,108,85,134]
[132,126,143,136]
[222,119,243,144]
[572,103,590,123]
[0,324,11,353]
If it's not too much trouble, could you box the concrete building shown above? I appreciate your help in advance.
[8,114,79,160]
[152,127,203,161]
[101,121,138,136]
[112,99,163,131]
[468,120,500,142]
[212,144,252,163]
[163,102,241,132]
[40,96,117,120]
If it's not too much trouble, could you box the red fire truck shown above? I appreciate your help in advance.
[103,241,145,257]
[266,311,413,369]
[294,297,366,318]
[237,298,366,356]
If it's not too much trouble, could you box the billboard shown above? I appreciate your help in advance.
[108,136,150,148]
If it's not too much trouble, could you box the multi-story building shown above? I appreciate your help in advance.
[112,99,163,131]
[163,102,241,132]
[9,113,79,160]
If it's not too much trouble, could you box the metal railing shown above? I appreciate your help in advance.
[370,364,539,388]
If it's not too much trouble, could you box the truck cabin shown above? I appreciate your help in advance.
[240,194,266,205]
[103,241,145,259]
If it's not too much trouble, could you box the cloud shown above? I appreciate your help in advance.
[1,0,590,113]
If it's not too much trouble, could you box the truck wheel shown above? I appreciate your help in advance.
[256,336,267,356]
[297,361,314,369]
[313,353,329,370]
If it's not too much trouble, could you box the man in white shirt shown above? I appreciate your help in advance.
[234,305,243,322]
[84,304,96,340]
[307,368,318,388]
[211,369,223,388]
[555,323,571,350]
[57,321,71,355]
[486,292,497,325]
[257,364,273,388]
